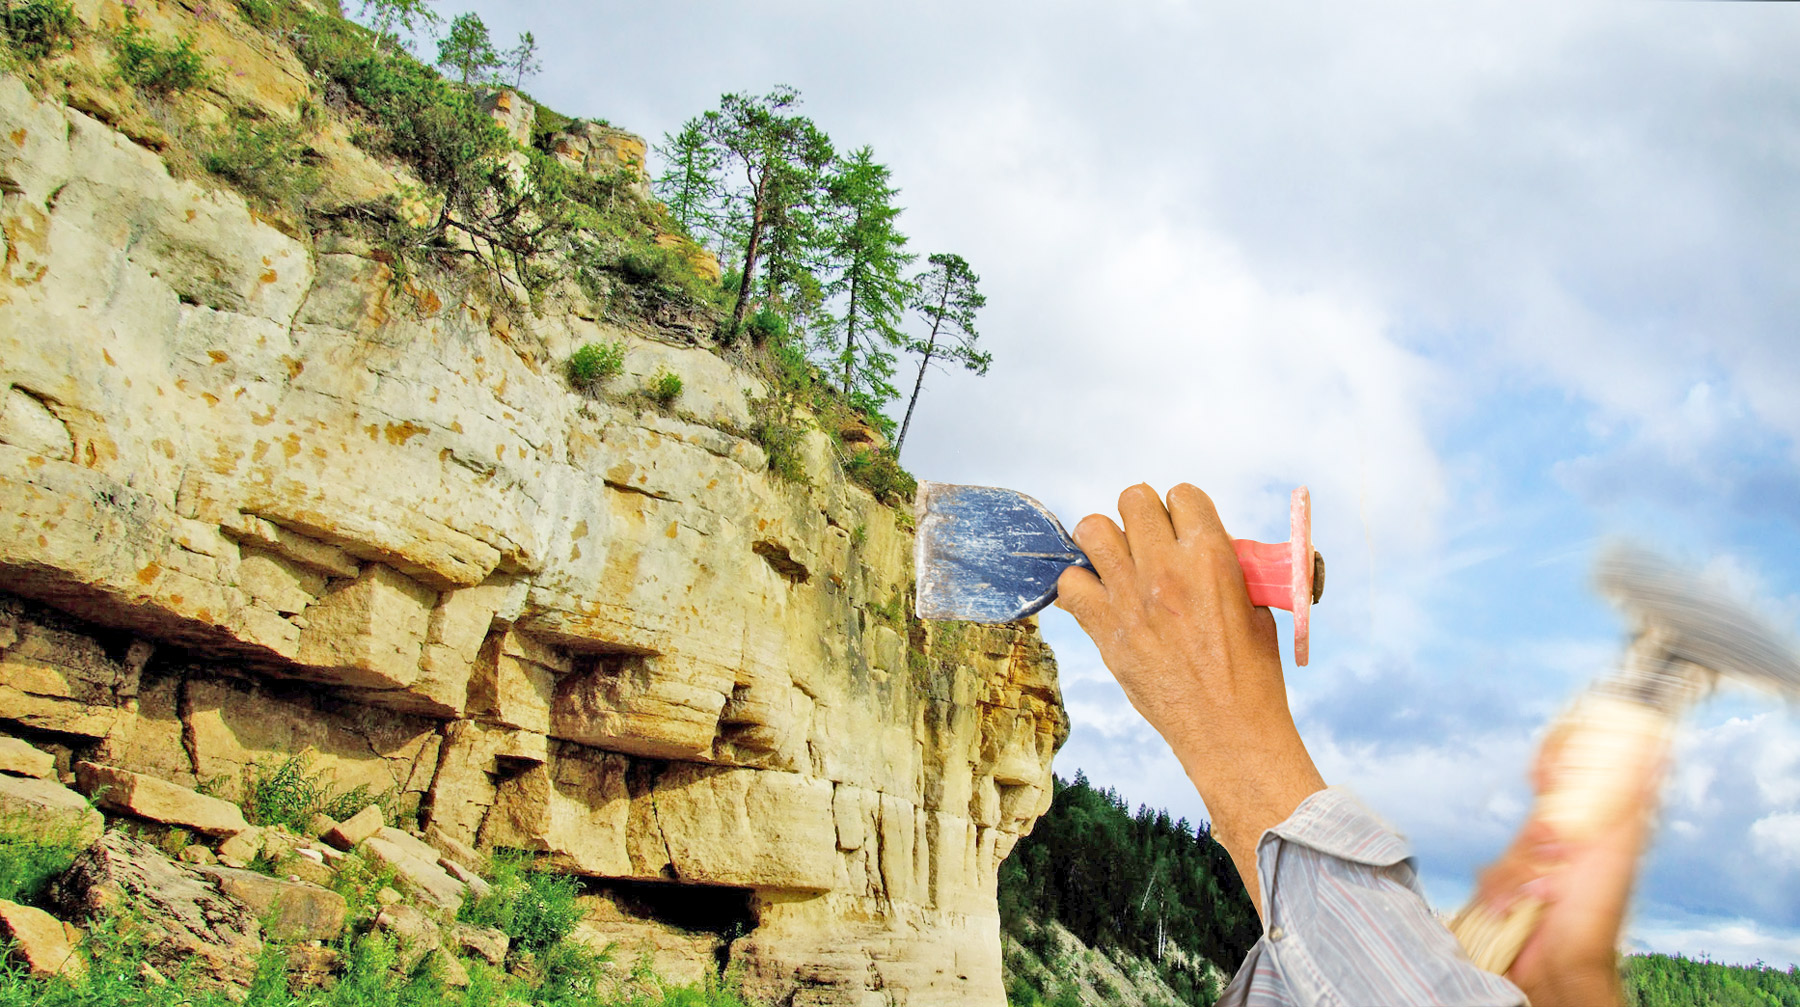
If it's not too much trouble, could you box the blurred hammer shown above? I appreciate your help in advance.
[1451,545,1800,973]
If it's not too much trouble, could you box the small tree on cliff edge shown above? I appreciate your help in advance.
[818,145,914,418]
[503,30,540,89]
[896,253,989,458]
[357,0,439,52]
[700,86,834,342]
[437,12,500,85]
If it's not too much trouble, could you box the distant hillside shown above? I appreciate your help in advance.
[998,773,1258,1007]
[1003,776,1800,1007]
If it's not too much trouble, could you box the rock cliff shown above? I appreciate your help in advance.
[0,3,1067,1002]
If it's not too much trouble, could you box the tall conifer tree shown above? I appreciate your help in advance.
[653,118,724,236]
[699,86,833,339]
[819,146,914,413]
[436,12,500,85]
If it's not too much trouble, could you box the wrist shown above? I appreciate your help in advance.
[1175,724,1325,886]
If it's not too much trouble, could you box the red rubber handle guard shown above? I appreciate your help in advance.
[1229,487,1314,666]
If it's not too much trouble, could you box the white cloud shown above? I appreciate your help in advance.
[1749,813,1800,871]
[456,0,1800,964]
[1631,916,1800,971]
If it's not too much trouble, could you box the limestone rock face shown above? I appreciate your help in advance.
[0,31,1067,1004]
[550,120,652,199]
[481,88,537,147]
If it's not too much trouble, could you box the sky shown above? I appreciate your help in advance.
[439,0,1800,968]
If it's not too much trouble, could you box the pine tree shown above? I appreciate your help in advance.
[699,86,834,340]
[436,12,500,85]
[503,30,540,89]
[895,253,990,457]
[818,146,914,414]
[653,118,724,236]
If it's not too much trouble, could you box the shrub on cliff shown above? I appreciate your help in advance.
[843,447,914,504]
[459,851,583,955]
[0,0,77,61]
[647,368,682,405]
[203,111,322,214]
[113,11,209,93]
[567,341,625,389]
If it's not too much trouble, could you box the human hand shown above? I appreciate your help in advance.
[1053,483,1325,913]
[1471,722,1665,1006]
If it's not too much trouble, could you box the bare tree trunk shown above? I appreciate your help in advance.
[729,171,768,336]
[895,283,952,458]
[895,338,934,458]
[842,269,860,393]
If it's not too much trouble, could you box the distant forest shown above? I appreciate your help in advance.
[1003,773,1800,1007]
[1624,954,1800,1007]
[998,772,1260,1006]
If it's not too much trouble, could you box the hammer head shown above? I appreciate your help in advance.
[1596,544,1800,698]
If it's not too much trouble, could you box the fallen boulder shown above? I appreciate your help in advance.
[0,774,103,847]
[74,763,249,837]
[0,898,85,979]
[198,865,349,942]
[362,826,465,916]
[49,831,263,988]
[322,804,384,850]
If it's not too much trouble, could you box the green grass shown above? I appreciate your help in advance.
[0,810,85,906]
[458,850,583,956]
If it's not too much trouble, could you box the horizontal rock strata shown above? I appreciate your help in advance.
[0,13,1067,1002]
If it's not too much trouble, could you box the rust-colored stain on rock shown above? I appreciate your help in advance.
[7,128,24,145]
[136,563,161,585]
[384,421,428,445]
[665,521,679,539]
[208,350,229,364]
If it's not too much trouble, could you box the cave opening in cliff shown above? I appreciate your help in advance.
[592,878,758,939]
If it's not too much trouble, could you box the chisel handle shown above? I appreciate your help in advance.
[1229,487,1321,665]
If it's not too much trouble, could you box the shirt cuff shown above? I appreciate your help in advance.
[1260,785,1413,871]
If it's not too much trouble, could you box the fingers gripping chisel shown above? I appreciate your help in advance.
[913,483,1325,665]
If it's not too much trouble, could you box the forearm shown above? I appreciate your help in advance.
[1169,718,1325,916]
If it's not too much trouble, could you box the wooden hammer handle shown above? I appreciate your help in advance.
[1449,690,1674,974]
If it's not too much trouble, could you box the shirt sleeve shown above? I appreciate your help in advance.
[1217,787,1527,1007]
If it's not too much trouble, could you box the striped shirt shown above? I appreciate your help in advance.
[1219,787,1527,1007]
